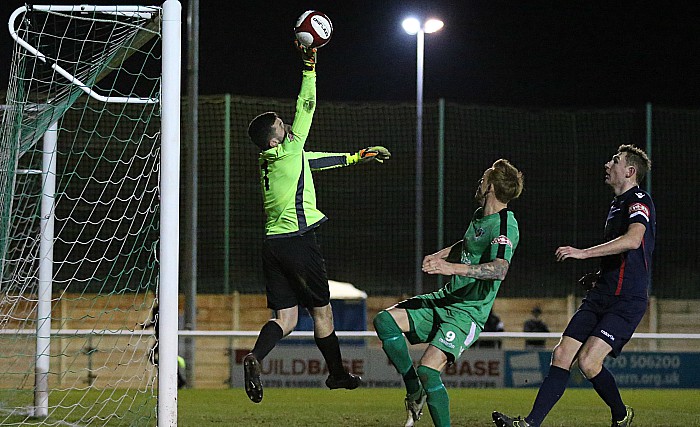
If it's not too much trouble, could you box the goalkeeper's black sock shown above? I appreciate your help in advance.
[315,331,346,377]
[250,321,284,361]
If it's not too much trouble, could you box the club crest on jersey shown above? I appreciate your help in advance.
[628,202,650,221]
[492,235,513,248]
[474,228,485,238]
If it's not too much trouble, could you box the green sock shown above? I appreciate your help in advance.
[403,366,422,398]
[417,365,450,427]
[373,311,421,396]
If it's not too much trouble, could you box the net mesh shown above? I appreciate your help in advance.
[196,96,697,299]
[1,5,162,425]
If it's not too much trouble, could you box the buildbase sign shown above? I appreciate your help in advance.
[232,345,505,388]
[232,346,700,389]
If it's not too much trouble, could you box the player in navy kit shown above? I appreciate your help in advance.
[493,145,654,427]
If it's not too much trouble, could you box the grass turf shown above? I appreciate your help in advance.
[178,387,700,426]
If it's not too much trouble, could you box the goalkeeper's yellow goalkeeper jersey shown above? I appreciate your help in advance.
[258,69,353,238]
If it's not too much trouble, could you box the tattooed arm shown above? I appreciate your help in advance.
[423,257,510,281]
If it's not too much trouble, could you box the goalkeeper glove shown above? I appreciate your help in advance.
[295,40,317,71]
[348,146,391,165]
[578,271,600,291]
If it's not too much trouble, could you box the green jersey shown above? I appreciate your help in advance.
[400,207,519,359]
[444,207,519,327]
[414,207,519,329]
[258,70,354,237]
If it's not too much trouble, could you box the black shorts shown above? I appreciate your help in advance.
[262,229,330,311]
[563,290,647,357]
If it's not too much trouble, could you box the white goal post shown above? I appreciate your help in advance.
[159,2,182,425]
[1,2,180,426]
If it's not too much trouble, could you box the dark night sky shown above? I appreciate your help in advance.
[1,1,699,108]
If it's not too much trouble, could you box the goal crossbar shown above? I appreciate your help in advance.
[8,5,160,104]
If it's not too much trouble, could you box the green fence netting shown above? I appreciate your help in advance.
[189,95,698,299]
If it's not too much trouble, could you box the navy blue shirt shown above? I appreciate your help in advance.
[597,186,656,298]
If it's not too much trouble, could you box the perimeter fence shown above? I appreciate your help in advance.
[181,97,698,298]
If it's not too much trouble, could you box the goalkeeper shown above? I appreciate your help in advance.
[373,159,523,427]
[243,40,390,404]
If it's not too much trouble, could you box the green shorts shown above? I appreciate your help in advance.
[397,294,481,362]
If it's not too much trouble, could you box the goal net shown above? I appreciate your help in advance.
[0,2,180,425]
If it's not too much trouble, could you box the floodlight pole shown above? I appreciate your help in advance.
[415,28,425,296]
[404,17,442,295]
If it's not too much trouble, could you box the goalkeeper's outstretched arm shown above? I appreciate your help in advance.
[307,146,391,171]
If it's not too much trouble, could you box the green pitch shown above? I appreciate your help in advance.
[179,388,699,426]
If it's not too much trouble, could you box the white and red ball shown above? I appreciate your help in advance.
[294,10,333,49]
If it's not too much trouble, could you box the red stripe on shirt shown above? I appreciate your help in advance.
[616,255,626,295]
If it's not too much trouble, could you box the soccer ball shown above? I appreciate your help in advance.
[294,10,333,49]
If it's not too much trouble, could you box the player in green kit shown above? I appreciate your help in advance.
[243,41,390,404]
[373,159,523,427]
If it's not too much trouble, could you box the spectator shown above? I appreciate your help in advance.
[523,306,550,348]
[476,310,505,349]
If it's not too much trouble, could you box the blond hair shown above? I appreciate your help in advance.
[488,159,524,203]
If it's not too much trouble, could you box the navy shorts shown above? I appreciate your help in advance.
[563,291,647,357]
[262,229,330,311]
